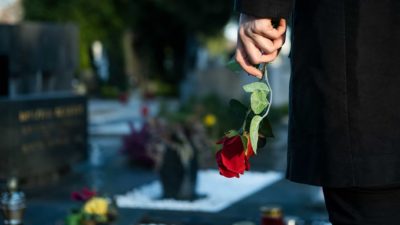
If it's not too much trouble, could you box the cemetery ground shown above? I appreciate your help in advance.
[22,97,329,225]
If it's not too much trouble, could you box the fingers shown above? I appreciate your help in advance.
[239,27,284,65]
[235,41,263,78]
[235,15,288,78]
[251,18,287,40]
[244,29,285,54]
[276,18,288,37]
[244,29,275,54]
[273,33,286,50]
[239,28,262,64]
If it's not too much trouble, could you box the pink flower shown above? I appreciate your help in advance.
[71,188,96,202]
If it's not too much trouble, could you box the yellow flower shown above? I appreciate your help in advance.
[83,197,109,216]
[203,114,217,127]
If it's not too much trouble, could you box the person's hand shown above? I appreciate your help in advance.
[235,14,287,78]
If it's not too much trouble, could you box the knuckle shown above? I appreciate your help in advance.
[274,41,283,49]
[245,27,255,39]
[262,42,275,53]
[261,46,273,54]
[253,22,263,33]
[266,42,276,52]
[255,20,270,33]
[262,19,273,28]
[266,31,277,39]
[239,27,248,39]
[273,31,282,39]
[249,56,260,65]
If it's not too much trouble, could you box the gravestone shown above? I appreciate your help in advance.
[0,23,86,181]
[0,22,78,96]
[0,95,87,179]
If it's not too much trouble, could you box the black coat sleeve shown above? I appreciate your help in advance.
[235,0,293,20]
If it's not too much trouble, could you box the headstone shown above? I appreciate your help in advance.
[0,95,87,179]
[0,23,86,181]
[0,23,79,97]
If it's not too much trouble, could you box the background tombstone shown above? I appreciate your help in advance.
[0,22,86,184]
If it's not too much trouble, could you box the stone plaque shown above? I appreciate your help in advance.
[0,94,87,178]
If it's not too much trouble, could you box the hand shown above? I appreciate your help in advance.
[235,14,287,78]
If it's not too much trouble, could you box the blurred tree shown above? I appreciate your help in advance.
[24,0,127,91]
[24,0,233,95]
[120,0,232,35]
[117,0,233,94]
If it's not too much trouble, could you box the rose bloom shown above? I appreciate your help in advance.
[216,134,254,178]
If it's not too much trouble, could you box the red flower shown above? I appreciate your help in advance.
[216,134,253,178]
[141,105,149,117]
[244,133,255,171]
[71,188,96,202]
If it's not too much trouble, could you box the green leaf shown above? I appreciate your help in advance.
[250,90,268,114]
[65,213,82,225]
[229,99,248,119]
[243,81,270,93]
[250,115,263,154]
[244,111,254,132]
[214,144,223,154]
[225,130,239,138]
[240,135,248,150]
[259,118,274,138]
[226,58,242,73]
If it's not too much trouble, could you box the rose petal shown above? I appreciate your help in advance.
[216,151,240,178]
[216,136,228,144]
[224,135,242,146]
[245,158,250,171]
[246,139,255,158]
[216,151,223,165]
[219,136,246,173]
[219,166,240,178]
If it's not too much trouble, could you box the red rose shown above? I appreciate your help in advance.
[216,134,253,178]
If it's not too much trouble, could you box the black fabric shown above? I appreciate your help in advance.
[234,0,293,20]
[323,186,400,225]
[236,0,400,187]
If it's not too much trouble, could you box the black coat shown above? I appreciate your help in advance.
[236,0,400,187]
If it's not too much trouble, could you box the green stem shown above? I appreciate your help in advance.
[241,109,252,132]
[261,64,272,119]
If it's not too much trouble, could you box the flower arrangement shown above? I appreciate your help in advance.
[65,188,117,225]
[121,122,156,168]
[216,61,274,178]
